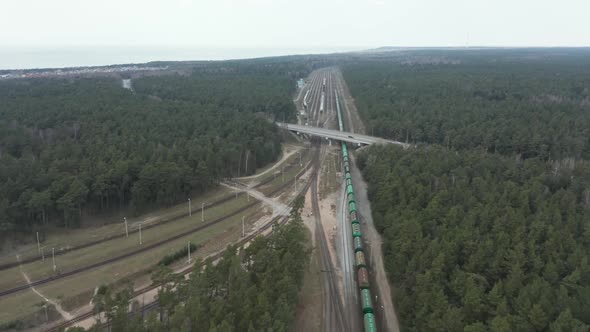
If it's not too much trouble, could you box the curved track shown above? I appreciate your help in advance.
[0,152,310,272]
[45,153,320,332]
[0,160,313,298]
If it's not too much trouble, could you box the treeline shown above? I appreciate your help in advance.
[133,63,304,121]
[80,198,308,332]
[0,62,302,232]
[345,50,590,330]
[358,145,590,331]
[342,50,590,160]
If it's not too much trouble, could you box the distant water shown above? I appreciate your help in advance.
[0,46,362,70]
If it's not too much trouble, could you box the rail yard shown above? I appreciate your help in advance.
[290,67,391,331]
[0,141,313,330]
[0,66,393,332]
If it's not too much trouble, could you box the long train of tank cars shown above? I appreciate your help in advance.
[341,142,377,332]
[335,87,376,331]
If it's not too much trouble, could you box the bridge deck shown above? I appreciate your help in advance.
[277,122,408,148]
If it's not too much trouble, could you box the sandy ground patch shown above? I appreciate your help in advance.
[17,255,73,322]
[65,185,296,331]
[350,154,400,332]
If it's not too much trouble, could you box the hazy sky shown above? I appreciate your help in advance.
[1,0,589,48]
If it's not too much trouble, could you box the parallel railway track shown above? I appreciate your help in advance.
[0,151,311,272]
[42,68,345,331]
[0,159,313,298]
[311,138,347,331]
[303,69,349,331]
[45,151,319,332]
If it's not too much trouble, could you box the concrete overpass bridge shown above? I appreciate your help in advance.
[277,122,409,148]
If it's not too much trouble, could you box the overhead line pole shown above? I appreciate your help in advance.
[187,241,191,264]
[36,232,41,255]
[124,217,128,238]
[52,248,56,272]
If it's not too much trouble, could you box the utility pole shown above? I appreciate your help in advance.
[36,232,41,255]
[52,248,56,272]
[44,304,48,322]
[201,202,205,222]
[188,198,191,217]
[242,216,245,237]
[41,247,45,261]
[139,223,142,245]
[187,241,191,264]
[124,217,128,238]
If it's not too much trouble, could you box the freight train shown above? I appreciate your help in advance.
[336,90,377,332]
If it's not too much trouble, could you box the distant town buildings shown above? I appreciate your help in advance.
[0,65,169,80]
[297,78,305,89]
[122,79,133,91]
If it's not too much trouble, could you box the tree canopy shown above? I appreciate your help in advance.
[348,49,590,331]
[343,50,590,160]
[0,62,304,232]
[358,145,590,331]
[87,197,308,332]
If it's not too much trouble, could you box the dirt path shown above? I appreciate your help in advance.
[301,190,317,243]
[294,190,323,332]
[349,156,400,332]
[318,191,340,290]
[49,165,313,331]
[237,145,302,183]
[17,255,74,321]
[220,182,291,218]
[335,69,366,134]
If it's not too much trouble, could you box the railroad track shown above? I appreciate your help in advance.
[0,149,311,272]
[45,68,338,331]
[307,70,348,331]
[311,137,347,332]
[45,154,319,332]
[0,159,313,298]
[300,69,348,331]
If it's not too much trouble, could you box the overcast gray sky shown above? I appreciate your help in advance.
[1,0,589,47]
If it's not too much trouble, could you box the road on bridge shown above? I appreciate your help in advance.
[277,122,409,148]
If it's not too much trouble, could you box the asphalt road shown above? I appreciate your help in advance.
[277,122,409,147]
